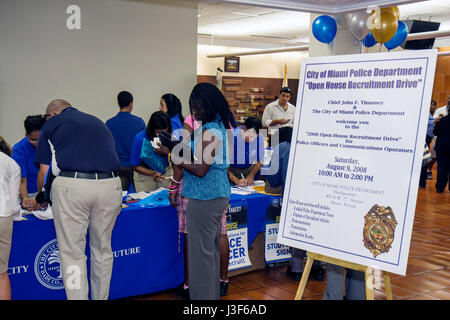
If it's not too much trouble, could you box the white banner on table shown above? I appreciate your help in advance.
[228,227,252,271]
[265,223,291,263]
[277,50,437,275]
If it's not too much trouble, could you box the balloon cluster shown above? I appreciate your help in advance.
[312,6,408,51]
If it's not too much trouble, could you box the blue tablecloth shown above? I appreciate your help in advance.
[7,192,279,300]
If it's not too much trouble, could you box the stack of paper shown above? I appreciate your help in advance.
[253,180,266,187]
[127,187,167,201]
[127,191,151,200]
[20,207,53,220]
[231,186,257,195]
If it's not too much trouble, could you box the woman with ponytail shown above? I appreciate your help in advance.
[160,93,184,140]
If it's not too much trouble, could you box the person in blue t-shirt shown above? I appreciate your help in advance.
[106,91,146,191]
[130,111,173,192]
[228,117,264,186]
[160,93,184,141]
[12,115,46,211]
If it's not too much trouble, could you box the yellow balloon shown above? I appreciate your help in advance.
[392,6,400,19]
[371,12,398,44]
[380,7,396,17]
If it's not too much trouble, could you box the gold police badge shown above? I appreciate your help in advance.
[363,205,397,258]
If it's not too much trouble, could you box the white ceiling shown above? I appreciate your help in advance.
[212,0,421,14]
[198,0,450,48]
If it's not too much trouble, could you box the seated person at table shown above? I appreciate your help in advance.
[228,117,264,186]
[263,126,293,195]
[12,115,46,211]
[130,111,173,192]
[263,127,325,282]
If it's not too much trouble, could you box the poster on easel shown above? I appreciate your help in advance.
[264,196,292,264]
[277,50,437,275]
[227,199,252,271]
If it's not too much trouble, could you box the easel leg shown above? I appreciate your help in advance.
[365,267,374,300]
[295,257,314,300]
[383,271,393,300]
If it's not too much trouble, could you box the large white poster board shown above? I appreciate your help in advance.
[277,50,437,275]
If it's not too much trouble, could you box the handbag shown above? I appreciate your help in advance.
[159,131,195,162]
[140,138,167,174]
[158,131,180,152]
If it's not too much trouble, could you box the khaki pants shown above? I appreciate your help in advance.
[50,176,122,300]
[0,216,13,274]
[133,166,173,192]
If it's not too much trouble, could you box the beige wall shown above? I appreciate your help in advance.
[198,44,308,79]
[0,0,197,145]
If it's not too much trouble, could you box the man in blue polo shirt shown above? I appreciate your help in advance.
[35,99,122,300]
[12,115,46,211]
[228,117,265,186]
[106,91,146,191]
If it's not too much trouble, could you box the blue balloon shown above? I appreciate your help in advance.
[362,32,377,48]
[384,21,408,51]
[312,15,337,44]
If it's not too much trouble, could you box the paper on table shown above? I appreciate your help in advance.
[148,187,167,195]
[252,180,266,186]
[127,187,167,200]
[32,206,53,220]
[20,206,54,220]
[127,191,151,200]
[231,186,257,195]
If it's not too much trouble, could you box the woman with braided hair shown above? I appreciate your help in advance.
[156,83,231,300]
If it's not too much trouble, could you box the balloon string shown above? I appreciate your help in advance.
[379,43,382,53]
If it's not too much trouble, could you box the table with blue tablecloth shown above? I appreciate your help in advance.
[7,192,281,300]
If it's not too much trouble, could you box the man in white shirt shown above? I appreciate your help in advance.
[262,87,296,139]
[433,95,449,119]
[0,137,21,300]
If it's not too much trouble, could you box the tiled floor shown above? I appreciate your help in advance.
[131,169,450,300]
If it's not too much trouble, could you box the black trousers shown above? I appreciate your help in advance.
[419,135,433,188]
[435,149,450,192]
[118,166,134,191]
